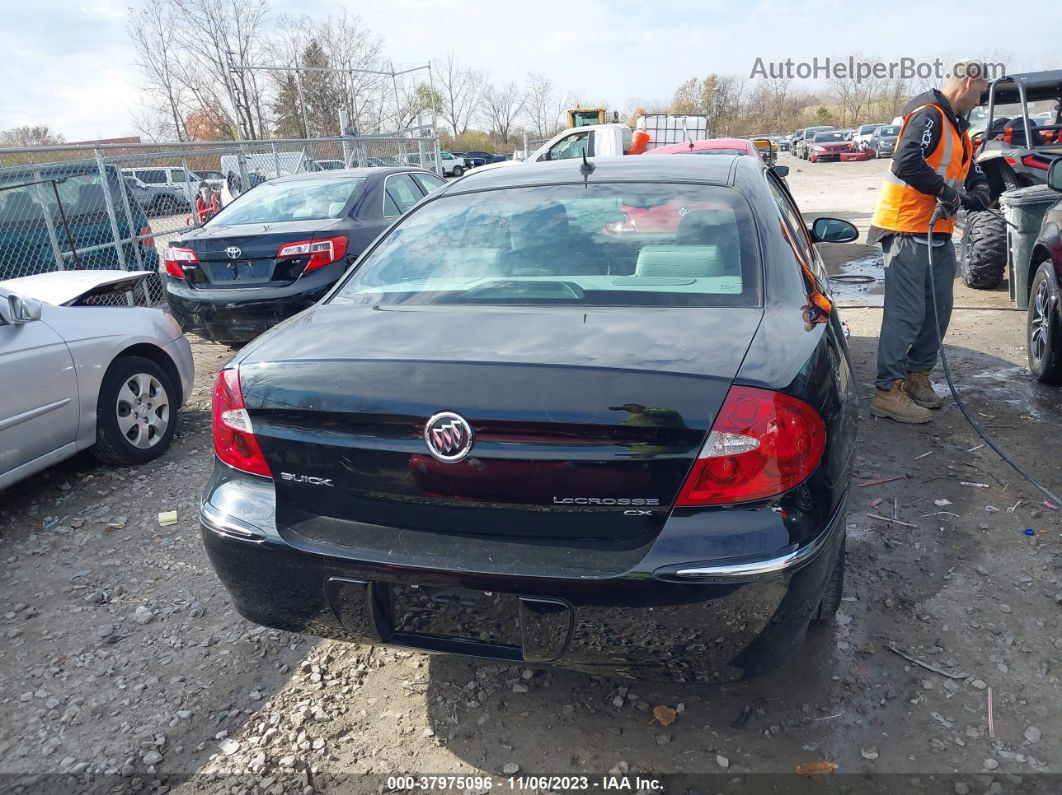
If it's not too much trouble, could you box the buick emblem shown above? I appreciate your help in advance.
[225,246,242,259]
[424,411,474,463]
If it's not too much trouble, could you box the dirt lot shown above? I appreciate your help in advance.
[2,154,1060,793]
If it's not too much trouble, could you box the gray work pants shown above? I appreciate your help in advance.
[875,233,955,390]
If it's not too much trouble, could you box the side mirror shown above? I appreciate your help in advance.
[0,294,43,325]
[771,165,790,177]
[810,217,859,243]
[1049,159,1062,192]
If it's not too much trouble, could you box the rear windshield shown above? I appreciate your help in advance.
[814,132,846,142]
[877,126,900,136]
[208,177,364,225]
[332,182,761,308]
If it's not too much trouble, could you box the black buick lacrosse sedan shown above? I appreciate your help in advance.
[201,154,860,682]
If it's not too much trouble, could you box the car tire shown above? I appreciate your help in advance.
[1027,262,1062,384]
[91,355,178,466]
[452,165,464,177]
[814,533,845,621]
[959,209,1008,289]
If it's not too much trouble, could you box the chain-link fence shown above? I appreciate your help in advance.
[0,128,439,306]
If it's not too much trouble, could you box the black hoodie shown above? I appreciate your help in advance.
[868,89,987,244]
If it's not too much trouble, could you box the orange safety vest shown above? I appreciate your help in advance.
[870,103,971,235]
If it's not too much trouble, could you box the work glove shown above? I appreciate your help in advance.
[937,184,961,219]
[960,185,992,211]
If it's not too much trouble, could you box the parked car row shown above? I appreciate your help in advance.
[787,123,899,162]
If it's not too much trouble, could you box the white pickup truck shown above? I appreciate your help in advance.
[521,116,710,164]
[522,124,633,163]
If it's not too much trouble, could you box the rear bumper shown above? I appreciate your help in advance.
[164,264,342,343]
[199,467,848,683]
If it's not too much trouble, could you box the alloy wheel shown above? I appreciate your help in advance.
[115,373,170,449]
[1030,277,1050,364]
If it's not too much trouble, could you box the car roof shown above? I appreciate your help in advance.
[0,160,114,179]
[267,166,427,184]
[985,70,1062,105]
[446,154,742,191]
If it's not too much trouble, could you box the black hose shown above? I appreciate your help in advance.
[927,203,1062,507]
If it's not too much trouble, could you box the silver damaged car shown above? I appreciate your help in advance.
[0,270,194,490]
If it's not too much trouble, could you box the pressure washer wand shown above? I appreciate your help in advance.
[926,202,1061,507]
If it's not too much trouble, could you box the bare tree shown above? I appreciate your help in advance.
[128,0,188,141]
[167,0,271,139]
[874,77,911,122]
[829,57,885,126]
[273,11,386,133]
[0,125,65,147]
[764,76,791,122]
[700,74,745,135]
[524,72,568,138]
[670,78,702,114]
[480,82,526,144]
[434,51,483,138]
[315,11,384,133]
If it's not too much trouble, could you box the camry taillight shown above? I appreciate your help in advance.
[212,368,272,478]
[164,246,197,279]
[276,235,348,272]
[676,386,825,506]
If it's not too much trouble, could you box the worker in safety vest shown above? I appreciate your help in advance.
[868,60,991,424]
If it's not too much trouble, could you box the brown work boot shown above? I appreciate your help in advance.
[870,380,932,424]
[904,371,946,409]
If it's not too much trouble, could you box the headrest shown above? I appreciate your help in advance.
[635,245,723,278]
[509,201,569,240]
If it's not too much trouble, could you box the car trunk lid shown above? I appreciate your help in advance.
[182,220,346,287]
[239,304,763,544]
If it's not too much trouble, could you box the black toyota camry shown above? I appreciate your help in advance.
[163,166,446,344]
[200,155,861,682]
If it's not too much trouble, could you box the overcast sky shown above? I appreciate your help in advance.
[1,0,1057,141]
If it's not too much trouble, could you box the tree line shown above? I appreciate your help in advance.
[8,3,1021,154]
[657,71,916,137]
[124,0,578,150]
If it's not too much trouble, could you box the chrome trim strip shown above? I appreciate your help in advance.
[673,521,835,580]
[199,501,266,542]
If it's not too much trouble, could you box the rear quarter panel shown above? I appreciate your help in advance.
[732,163,860,518]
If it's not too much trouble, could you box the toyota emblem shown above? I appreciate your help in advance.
[424,411,474,463]
[225,246,242,259]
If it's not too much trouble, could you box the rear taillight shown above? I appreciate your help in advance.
[140,225,155,250]
[277,235,348,272]
[676,386,825,506]
[212,368,272,478]
[164,246,197,279]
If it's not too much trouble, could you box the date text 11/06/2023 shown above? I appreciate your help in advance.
[386,775,664,791]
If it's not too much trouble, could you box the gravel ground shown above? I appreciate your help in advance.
[1,154,1060,794]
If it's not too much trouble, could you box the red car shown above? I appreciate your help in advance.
[646,138,759,157]
[806,131,851,163]
[616,139,766,234]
